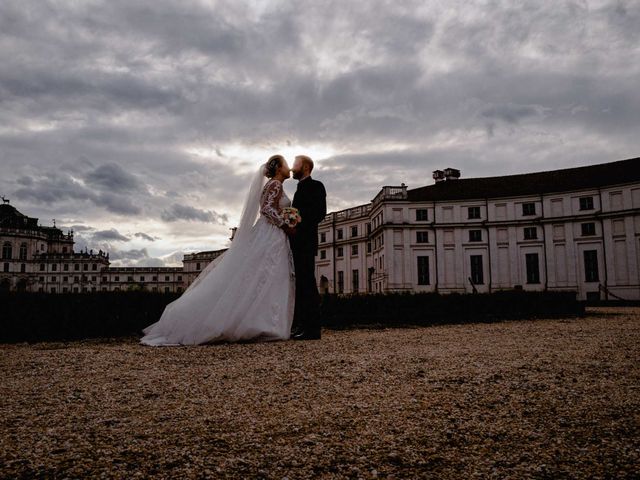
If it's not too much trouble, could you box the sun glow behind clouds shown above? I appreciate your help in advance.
[184,142,341,172]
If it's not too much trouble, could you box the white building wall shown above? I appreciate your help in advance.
[316,180,640,301]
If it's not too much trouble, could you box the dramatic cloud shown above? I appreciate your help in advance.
[1,0,639,264]
[84,163,144,193]
[92,228,130,242]
[134,232,156,242]
[160,204,229,224]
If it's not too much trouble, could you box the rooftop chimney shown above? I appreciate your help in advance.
[444,168,461,180]
[432,170,445,182]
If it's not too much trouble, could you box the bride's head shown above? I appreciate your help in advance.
[264,155,290,181]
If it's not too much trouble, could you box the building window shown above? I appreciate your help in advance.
[351,226,358,238]
[467,206,481,219]
[92,264,97,271]
[366,223,372,234]
[74,264,80,271]
[152,276,157,281]
[63,264,69,271]
[525,253,540,284]
[62,247,68,253]
[73,287,79,293]
[2,242,12,260]
[337,271,344,294]
[351,245,358,256]
[320,232,326,243]
[470,255,484,285]
[114,276,119,282]
[469,230,482,242]
[50,287,56,294]
[63,276,68,283]
[416,209,429,221]
[352,269,359,293]
[416,231,429,243]
[152,287,158,292]
[417,256,430,285]
[140,276,145,282]
[196,262,201,270]
[83,263,88,271]
[19,244,27,260]
[337,229,344,240]
[63,287,69,293]
[39,276,44,282]
[165,287,170,293]
[524,227,538,240]
[320,250,326,260]
[367,242,372,254]
[581,222,596,236]
[522,203,536,216]
[3,262,8,272]
[40,263,45,271]
[51,276,56,282]
[74,276,80,283]
[52,263,57,271]
[165,275,170,281]
[20,263,26,273]
[337,247,344,257]
[177,275,182,281]
[584,250,599,282]
[579,196,594,211]
[128,276,134,282]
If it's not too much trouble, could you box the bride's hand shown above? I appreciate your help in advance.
[282,225,296,236]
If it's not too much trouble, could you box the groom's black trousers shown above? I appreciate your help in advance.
[292,248,321,334]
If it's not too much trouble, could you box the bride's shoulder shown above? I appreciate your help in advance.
[264,178,282,188]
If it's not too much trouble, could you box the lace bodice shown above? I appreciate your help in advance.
[260,179,291,227]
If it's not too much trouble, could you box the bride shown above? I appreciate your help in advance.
[140,155,295,345]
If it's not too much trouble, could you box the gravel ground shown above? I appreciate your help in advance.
[1,307,638,479]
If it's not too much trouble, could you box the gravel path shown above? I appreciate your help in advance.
[1,307,638,479]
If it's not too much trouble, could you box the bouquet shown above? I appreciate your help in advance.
[281,207,302,228]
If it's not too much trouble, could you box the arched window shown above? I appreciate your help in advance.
[2,242,12,260]
[19,243,28,260]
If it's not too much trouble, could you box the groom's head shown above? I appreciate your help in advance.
[292,155,314,180]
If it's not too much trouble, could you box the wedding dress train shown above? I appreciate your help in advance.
[140,168,295,345]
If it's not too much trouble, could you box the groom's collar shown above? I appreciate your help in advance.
[299,175,312,183]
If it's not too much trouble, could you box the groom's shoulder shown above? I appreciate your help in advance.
[310,177,326,193]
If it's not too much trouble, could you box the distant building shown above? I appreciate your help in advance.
[0,200,225,293]
[315,157,640,301]
[4,156,639,300]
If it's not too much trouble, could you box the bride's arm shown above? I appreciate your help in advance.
[260,180,285,227]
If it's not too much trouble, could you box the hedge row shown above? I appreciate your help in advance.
[0,290,584,343]
[321,290,584,328]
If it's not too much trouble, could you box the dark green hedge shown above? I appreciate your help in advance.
[320,290,584,328]
[0,292,180,343]
[0,290,583,343]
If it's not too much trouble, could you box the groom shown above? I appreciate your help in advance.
[288,155,326,340]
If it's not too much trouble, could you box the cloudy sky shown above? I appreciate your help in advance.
[1,0,638,266]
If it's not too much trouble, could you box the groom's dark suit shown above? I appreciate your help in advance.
[291,176,327,338]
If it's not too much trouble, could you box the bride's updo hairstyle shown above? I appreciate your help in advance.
[264,154,284,178]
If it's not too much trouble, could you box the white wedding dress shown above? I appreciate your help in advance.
[140,167,295,346]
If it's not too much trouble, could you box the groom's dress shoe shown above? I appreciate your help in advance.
[290,326,304,338]
[292,330,321,341]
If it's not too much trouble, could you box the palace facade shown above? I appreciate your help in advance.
[0,201,225,293]
[315,157,640,301]
[3,156,639,300]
